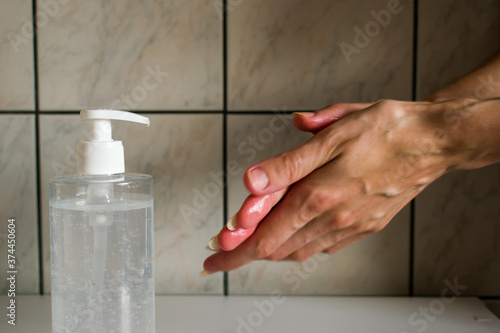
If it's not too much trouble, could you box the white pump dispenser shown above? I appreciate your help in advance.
[49,109,155,333]
[77,109,150,175]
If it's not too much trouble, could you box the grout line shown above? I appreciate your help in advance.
[1,109,313,115]
[222,0,229,297]
[0,110,37,114]
[409,0,419,297]
[409,201,415,296]
[412,0,420,102]
[226,110,305,114]
[32,0,44,295]
[15,110,307,115]
[35,110,224,114]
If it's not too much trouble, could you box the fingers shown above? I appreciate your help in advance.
[281,217,385,262]
[203,246,247,274]
[269,189,391,261]
[268,199,380,260]
[293,102,376,134]
[213,225,257,251]
[243,131,345,196]
[207,188,288,252]
[243,102,378,196]
[202,186,305,273]
[233,188,287,230]
[320,233,371,255]
[203,177,360,273]
[281,226,361,262]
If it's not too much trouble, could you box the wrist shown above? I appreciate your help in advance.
[423,83,478,103]
[424,98,500,171]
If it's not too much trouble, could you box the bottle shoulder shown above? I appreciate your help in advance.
[50,173,152,184]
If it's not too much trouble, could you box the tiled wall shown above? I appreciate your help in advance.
[0,0,498,305]
[415,0,500,297]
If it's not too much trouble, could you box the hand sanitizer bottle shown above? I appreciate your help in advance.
[49,110,155,333]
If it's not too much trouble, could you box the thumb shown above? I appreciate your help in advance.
[292,102,376,134]
[243,125,345,195]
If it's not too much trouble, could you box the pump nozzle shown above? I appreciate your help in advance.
[77,109,150,175]
[81,109,150,127]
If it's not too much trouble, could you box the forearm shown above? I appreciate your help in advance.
[425,51,500,102]
[435,98,500,170]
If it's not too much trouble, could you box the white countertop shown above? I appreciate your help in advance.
[1,295,499,332]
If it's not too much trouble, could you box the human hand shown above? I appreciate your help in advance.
[204,102,375,256]
[205,103,370,253]
[203,98,482,275]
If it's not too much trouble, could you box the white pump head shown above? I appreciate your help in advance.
[77,109,150,175]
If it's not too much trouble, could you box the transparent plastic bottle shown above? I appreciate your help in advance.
[49,110,155,333]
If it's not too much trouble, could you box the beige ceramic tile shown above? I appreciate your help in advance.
[228,0,413,110]
[38,1,222,111]
[414,166,500,296]
[0,115,39,293]
[0,0,35,110]
[415,0,500,296]
[40,114,223,294]
[226,115,410,295]
[417,0,500,99]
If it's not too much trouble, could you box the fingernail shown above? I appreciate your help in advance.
[292,112,315,117]
[207,236,220,251]
[200,269,212,277]
[226,215,238,231]
[248,167,269,191]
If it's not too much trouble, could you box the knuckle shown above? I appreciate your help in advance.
[254,238,276,260]
[357,220,385,234]
[316,237,334,251]
[349,223,365,234]
[331,210,354,230]
[310,222,332,241]
[289,251,312,263]
[369,222,386,233]
[275,151,303,183]
[295,186,334,224]
[377,99,394,109]
[267,251,284,262]
[376,99,405,120]
[323,246,338,255]
[266,244,290,261]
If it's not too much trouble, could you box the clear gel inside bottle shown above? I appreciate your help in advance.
[50,174,154,333]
